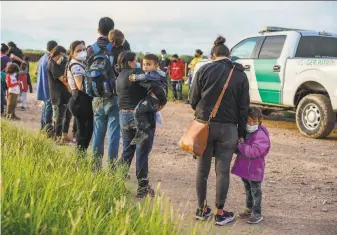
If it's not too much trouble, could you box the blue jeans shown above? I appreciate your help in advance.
[41,99,53,130]
[118,110,155,188]
[92,96,120,167]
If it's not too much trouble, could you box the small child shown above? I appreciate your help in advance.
[18,62,33,111]
[108,29,125,48]
[5,63,21,120]
[231,107,271,224]
[129,54,168,145]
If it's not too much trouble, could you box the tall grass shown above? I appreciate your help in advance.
[29,62,38,84]
[1,122,181,234]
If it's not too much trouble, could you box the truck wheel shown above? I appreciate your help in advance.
[262,109,273,116]
[296,94,336,138]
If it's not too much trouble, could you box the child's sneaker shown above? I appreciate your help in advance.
[195,207,212,221]
[214,210,235,226]
[238,208,252,218]
[131,131,148,145]
[21,107,26,111]
[247,214,264,224]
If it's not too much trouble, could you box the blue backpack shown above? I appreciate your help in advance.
[84,42,115,98]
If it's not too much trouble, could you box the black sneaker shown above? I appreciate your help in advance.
[215,210,235,226]
[247,214,264,224]
[195,207,212,221]
[135,185,155,199]
[21,107,26,111]
[131,131,148,145]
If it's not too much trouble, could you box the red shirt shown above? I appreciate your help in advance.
[168,59,185,81]
[19,73,28,92]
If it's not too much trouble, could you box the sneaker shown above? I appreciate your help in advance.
[12,116,21,121]
[184,100,190,104]
[131,131,149,145]
[195,207,212,221]
[21,107,26,111]
[238,208,252,218]
[135,185,155,199]
[247,214,264,224]
[215,210,235,226]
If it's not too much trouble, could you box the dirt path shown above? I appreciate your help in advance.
[12,92,337,235]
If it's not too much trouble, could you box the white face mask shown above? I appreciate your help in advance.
[246,124,259,133]
[13,73,17,77]
[75,51,87,61]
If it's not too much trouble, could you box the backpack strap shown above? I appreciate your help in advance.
[91,42,100,54]
[106,43,114,65]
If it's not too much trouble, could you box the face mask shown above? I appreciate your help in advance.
[246,124,259,133]
[13,73,17,77]
[162,54,166,58]
[75,51,87,61]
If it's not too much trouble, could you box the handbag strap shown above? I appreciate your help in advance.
[208,65,235,122]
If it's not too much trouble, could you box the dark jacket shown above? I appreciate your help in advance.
[190,58,250,138]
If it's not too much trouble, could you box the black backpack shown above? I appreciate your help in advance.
[84,42,115,98]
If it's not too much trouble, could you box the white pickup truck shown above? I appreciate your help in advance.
[230,26,337,138]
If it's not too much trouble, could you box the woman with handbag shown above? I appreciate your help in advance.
[188,36,250,226]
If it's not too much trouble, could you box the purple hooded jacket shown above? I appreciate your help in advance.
[231,125,270,182]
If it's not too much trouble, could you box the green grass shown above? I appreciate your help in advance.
[29,62,38,84]
[1,122,182,235]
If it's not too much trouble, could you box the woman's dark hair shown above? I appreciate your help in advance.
[47,40,58,52]
[98,17,115,36]
[248,107,263,124]
[64,41,85,77]
[49,46,66,60]
[20,62,28,71]
[116,51,136,72]
[8,41,17,48]
[172,54,178,59]
[161,49,166,54]
[196,49,203,55]
[1,43,9,53]
[5,63,19,74]
[211,36,230,58]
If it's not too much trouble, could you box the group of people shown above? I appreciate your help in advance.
[1,42,33,119]
[1,16,271,226]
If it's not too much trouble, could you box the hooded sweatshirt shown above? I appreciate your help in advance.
[231,125,271,181]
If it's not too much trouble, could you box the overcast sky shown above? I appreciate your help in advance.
[1,1,336,55]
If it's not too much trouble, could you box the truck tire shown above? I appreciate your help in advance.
[262,109,273,116]
[296,94,336,138]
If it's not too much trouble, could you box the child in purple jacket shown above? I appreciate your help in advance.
[231,107,271,224]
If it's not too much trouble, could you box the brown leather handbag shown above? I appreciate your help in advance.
[178,65,235,157]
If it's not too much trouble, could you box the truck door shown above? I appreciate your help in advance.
[253,35,287,104]
[231,37,264,103]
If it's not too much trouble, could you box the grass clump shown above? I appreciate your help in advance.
[1,122,181,235]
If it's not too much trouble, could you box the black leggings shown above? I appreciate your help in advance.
[69,91,93,153]
[54,104,71,137]
[196,123,238,210]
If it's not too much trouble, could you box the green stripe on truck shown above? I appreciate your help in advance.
[254,59,281,104]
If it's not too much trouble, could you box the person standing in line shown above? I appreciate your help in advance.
[7,41,25,66]
[47,46,72,143]
[159,49,171,74]
[18,62,32,111]
[168,54,185,101]
[1,43,12,115]
[186,49,203,104]
[86,17,131,169]
[37,40,58,132]
[67,40,94,154]
[5,64,21,120]
[190,36,250,226]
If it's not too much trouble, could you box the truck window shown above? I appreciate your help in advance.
[295,36,337,58]
[231,37,261,60]
[258,36,286,59]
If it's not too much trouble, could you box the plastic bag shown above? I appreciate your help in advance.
[156,111,163,125]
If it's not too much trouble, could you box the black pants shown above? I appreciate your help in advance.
[242,178,262,216]
[134,95,160,132]
[69,90,94,153]
[171,80,183,100]
[196,123,238,210]
[54,104,71,137]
